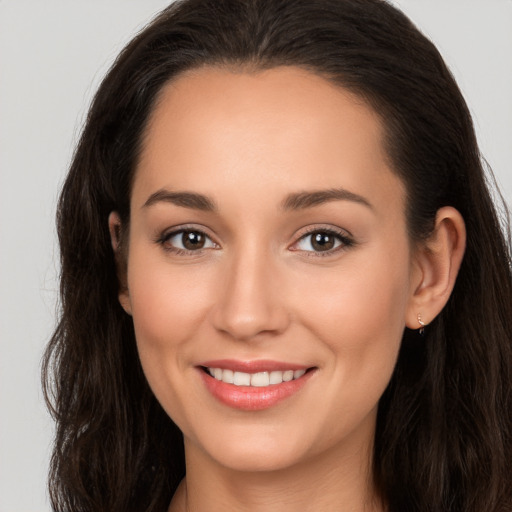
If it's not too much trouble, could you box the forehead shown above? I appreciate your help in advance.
[134,66,405,217]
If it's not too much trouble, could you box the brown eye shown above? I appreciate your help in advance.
[294,229,353,254]
[161,229,217,253]
[311,232,336,251]
[182,230,206,250]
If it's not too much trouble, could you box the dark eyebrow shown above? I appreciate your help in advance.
[142,189,217,211]
[281,188,373,211]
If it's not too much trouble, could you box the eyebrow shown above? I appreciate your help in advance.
[281,188,373,211]
[142,186,373,212]
[142,189,217,211]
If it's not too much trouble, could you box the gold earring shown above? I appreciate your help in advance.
[417,313,425,335]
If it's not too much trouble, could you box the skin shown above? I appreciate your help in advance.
[109,66,466,512]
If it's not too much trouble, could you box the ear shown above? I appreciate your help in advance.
[108,211,132,315]
[405,206,466,331]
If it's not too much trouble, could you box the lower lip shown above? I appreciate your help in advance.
[199,368,315,411]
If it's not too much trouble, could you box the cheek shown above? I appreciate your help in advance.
[291,254,409,443]
[125,249,219,405]
[303,259,408,335]
[297,243,411,390]
[128,256,214,346]
[125,250,222,428]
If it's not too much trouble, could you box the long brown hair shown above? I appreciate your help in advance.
[43,1,512,510]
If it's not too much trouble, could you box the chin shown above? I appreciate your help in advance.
[211,446,303,473]
[190,423,314,473]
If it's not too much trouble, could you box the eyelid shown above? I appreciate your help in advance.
[155,224,219,254]
[289,225,355,256]
[154,223,355,257]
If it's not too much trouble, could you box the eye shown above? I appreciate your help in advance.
[159,229,217,253]
[293,229,353,254]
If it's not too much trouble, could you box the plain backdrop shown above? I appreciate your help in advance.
[0,1,510,511]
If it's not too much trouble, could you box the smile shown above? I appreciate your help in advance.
[198,360,316,411]
[206,367,307,386]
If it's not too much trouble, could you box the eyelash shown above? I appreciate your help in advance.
[155,226,355,257]
[155,225,218,256]
[292,226,355,257]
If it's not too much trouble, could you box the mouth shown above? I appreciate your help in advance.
[197,360,317,411]
[202,366,309,386]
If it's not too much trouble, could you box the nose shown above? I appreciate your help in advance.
[211,246,290,341]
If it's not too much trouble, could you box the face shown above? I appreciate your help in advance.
[117,66,419,473]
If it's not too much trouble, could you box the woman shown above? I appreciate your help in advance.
[43,0,512,511]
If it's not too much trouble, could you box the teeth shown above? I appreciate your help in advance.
[233,371,251,386]
[283,370,294,382]
[251,372,270,387]
[269,370,283,384]
[207,367,308,386]
[294,369,306,379]
[222,369,234,384]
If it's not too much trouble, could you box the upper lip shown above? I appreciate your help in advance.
[198,359,313,373]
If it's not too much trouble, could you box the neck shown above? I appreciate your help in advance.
[169,431,384,512]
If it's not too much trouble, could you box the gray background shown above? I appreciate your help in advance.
[1,1,510,510]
